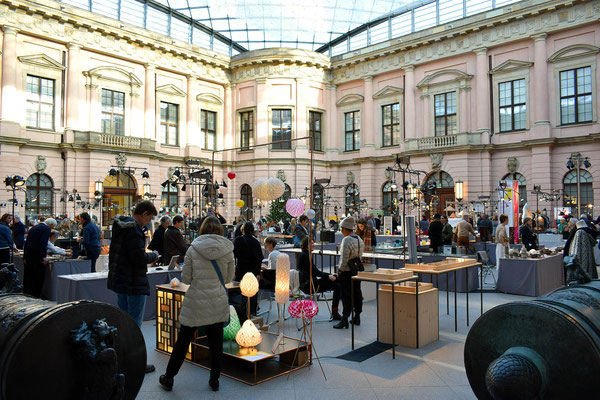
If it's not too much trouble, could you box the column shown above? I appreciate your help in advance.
[255,78,268,159]
[459,87,469,133]
[404,65,415,139]
[362,75,374,149]
[144,64,156,140]
[421,93,431,138]
[1,25,18,122]
[186,74,197,146]
[326,83,337,151]
[66,42,83,130]
[475,48,490,134]
[223,83,233,150]
[533,34,550,126]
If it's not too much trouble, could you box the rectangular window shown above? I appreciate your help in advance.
[499,79,527,132]
[159,102,179,145]
[26,75,55,130]
[271,109,292,149]
[101,89,125,135]
[382,103,400,146]
[344,111,360,151]
[560,66,593,125]
[309,111,323,151]
[434,92,457,136]
[240,111,253,150]
[201,110,216,150]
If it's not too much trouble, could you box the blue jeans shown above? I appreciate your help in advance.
[117,293,147,327]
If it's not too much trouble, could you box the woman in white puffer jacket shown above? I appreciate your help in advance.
[159,216,234,392]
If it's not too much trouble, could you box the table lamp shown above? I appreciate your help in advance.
[275,253,290,342]
[240,272,259,320]
[235,319,262,354]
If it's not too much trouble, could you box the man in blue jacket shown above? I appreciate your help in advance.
[23,218,57,297]
[107,201,158,373]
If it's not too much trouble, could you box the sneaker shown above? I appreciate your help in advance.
[159,375,173,391]
[145,364,156,373]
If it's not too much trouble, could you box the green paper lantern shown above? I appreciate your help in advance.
[223,306,241,341]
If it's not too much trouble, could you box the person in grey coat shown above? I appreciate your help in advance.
[160,216,234,392]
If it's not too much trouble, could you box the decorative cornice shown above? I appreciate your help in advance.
[196,92,224,105]
[474,47,487,56]
[83,66,143,87]
[417,69,473,90]
[67,42,83,51]
[489,59,534,75]
[336,93,364,106]
[531,33,547,42]
[548,43,600,63]
[18,54,65,71]
[373,85,404,99]
[157,84,187,97]
[1,25,18,35]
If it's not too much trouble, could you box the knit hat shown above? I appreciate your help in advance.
[340,217,355,230]
[576,219,588,229]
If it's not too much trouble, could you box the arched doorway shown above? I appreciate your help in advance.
[103,172,138,222]
[423,170,454,217]
[25,173,54,221]
[345,183,360,215]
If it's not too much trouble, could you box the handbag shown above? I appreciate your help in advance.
[210,259,231,327]
[347,236,364,274]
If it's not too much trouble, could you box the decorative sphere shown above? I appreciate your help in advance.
[285,199,305,217]
[235,320,262,348]
[227,172,236,179]
[240,272,259,297]
[235,200,245,208]
[306,209,316,219]
[253,178,285,201]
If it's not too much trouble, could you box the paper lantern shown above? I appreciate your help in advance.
[235,200,245,208]
[288,299,319,319]
[275,253,290,304]
[240,272,259,298]
[223,306,241,341]
[253,178,285,201]
[235,319,262,348]
[306,209,316,219]
[285,199,305,217]
[227,172,236,179]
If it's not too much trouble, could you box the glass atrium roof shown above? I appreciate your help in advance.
[61,0,521,56]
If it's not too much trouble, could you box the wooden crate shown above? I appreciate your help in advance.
[357,268,413,281]
[377,283,438,348]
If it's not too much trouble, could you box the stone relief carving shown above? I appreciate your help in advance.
[347,171,355,184]
[507,157,520,174]
[277,169,286,182]
[115,153,127,169]
[34,155,47,174]
[430,153,443,172]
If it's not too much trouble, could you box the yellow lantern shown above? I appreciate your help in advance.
[235,199,245,208]
[235,319,262,348]
[275,253,290,304]
[240,272,259,298]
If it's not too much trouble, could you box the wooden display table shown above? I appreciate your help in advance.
[404,258,483,332]
[378,282,439,348]
[155,283,310,385]
[351,272,419,358]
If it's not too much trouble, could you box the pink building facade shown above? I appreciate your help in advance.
[0,0,599,224]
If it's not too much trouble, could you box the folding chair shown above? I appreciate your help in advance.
[477,250,496,287]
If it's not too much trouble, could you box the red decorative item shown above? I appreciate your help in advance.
[288,299,318,319]
[227,172,236,179]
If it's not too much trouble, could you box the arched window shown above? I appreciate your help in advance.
[283,184,292,199]
[25,173,53,220]
[345,183,360,215]
[382,181,398,216]
[312,183,324,223]
[161,183,178,210]
[240,184,253,221]
[425,171,454,188]
[503,172,527,207]
[563,169,594,213]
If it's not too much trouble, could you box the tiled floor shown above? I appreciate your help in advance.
[138,273,524,400]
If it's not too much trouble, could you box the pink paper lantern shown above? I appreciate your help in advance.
[288,299,319,319]
[285,199,305,217]
[227,172,236,179]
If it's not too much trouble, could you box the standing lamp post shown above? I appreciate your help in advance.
[94,180,104,228]
[4,175,26,263]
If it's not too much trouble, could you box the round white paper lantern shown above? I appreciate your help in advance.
[235,319,262,348]
[240,272,259,298]
[285,199,305,217]
[306,209,316,219]
[253,178,285,201]
[275,253,290,304]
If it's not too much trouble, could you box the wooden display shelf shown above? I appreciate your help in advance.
[378,283,439,348]
[405,257,478,272]
[357,268,413,281]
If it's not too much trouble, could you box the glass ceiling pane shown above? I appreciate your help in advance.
[120,0,145,27]
[439,0,464,24]
[414,3,437,32]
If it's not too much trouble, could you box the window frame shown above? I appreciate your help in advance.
[498,79,527,133]
[101,88,125,136]
[25,75,56,131]
[381,103,401,147]
[239,109,255,151]
[160,101,179,146]
[559,66,593,126]
[201,109,217,150]
[344,111,360,152]
[161,182,179,209]
[308,110,323,152]
[240,184,253,220]
[270,108,293,150]
[563,169,594,211]
[25,173,54,220]
[433,91,457,137]
[490,60,532,134]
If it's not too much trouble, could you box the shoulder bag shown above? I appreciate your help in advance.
[347,235,364,274]
[210,259,231,327]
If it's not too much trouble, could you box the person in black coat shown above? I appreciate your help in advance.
[297,236,341,320]
[11,214,26,250]
[148,216,171,261]
[428,214,444,253]
[23,218,57,297]
[519,217,538,251]
[233,222,263,314]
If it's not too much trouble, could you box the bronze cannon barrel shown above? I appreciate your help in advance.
[0,294,146,400]
[464,280,600,399]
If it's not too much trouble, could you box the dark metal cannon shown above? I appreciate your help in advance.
[464,280,600,399]
[0,294,146,400]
